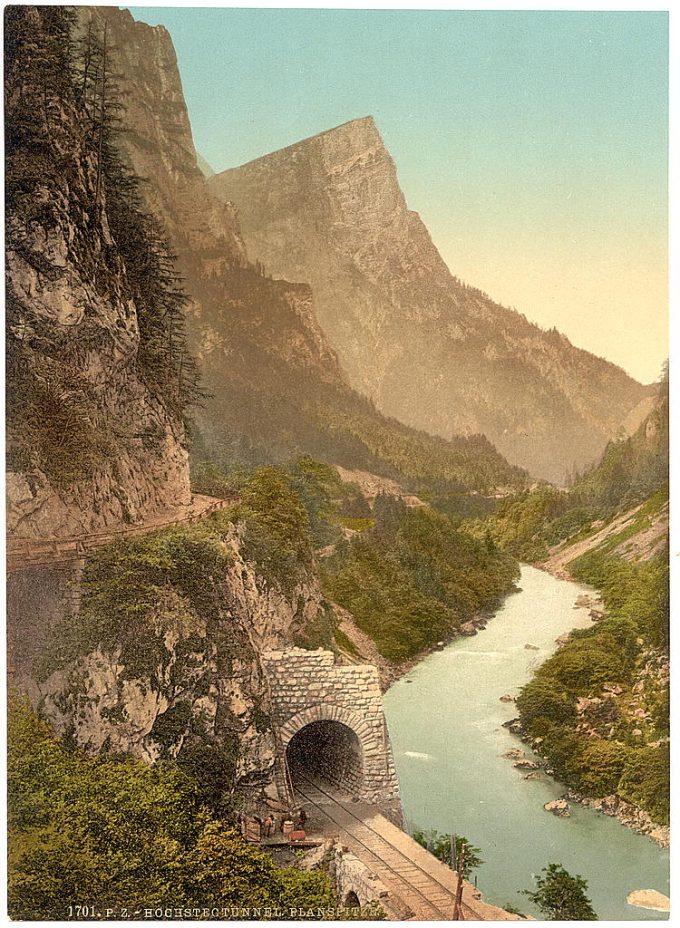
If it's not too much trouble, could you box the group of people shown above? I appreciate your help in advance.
[238,807,308,840]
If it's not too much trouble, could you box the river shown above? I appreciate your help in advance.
[383,564,670,920]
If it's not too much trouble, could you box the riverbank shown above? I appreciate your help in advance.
[527,557,670,849]
[502,712,670,849]
[337,598,510,692]
[383,608,499,690]
[564,791,669,849]
[384,564,670,920]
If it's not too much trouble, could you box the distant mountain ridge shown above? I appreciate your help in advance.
[210,116,650,484]
[93,8,525,495]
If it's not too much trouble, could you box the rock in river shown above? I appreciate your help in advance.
[544,799,570,817]
[627,890,670,912]
[502,717,523,734]
[459,622,478,636]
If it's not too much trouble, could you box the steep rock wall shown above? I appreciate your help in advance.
[5,7,190,539]
[34,523,326,802]
[211,117,650,484]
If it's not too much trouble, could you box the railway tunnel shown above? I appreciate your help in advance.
[286,719,363,795]
[262,647,402,822]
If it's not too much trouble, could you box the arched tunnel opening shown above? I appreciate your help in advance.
[286,720,363,796]
[344,892,360,909]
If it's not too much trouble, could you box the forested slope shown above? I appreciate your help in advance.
[468,374,669,829]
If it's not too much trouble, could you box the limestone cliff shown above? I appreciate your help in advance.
[34,521,325,803]
[211,117,650,484]
[92,7,526,495]
[5,6,190,539]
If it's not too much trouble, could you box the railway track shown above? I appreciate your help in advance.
[294,773,483,920]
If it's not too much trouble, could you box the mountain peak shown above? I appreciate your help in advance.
[217,116,382,176]
[210,119,649,484]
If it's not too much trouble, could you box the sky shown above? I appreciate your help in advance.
[131,7,668,384]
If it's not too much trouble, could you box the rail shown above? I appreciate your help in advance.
[294,773,488,920]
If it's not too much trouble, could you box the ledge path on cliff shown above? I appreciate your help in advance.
[6,494,234,572]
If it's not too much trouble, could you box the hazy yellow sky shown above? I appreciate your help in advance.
[432,229,667,386]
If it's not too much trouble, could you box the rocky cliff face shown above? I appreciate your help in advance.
[211,117,649,484]
[34,522,324,802]
[5,6,190,539]
[89,8,525,494]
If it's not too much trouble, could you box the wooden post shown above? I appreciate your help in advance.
[453,843,466,920]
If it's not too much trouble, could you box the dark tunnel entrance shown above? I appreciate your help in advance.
[286,720,363,795]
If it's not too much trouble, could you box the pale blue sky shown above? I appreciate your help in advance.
[130,7,668,383]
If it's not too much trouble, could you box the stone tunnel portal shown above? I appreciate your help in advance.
[286,720,363,796]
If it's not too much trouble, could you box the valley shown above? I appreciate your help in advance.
[4,5,669,922]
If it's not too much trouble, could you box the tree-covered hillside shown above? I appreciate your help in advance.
[467,372,669,826]
[467,370,668,561]
[193,457,521,662]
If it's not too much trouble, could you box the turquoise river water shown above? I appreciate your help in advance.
[383,564,670,920]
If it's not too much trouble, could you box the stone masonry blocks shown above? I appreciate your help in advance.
[261,648,401,812]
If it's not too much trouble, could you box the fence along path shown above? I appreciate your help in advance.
[6,495,234,572]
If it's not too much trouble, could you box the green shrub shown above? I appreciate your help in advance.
[523,864,597,920]
[618,745,670,825]
[8,699,334,919]
[538,637,629,693]
[34,523,233,683]
[571,740,630,797]
[516,678,576,733]
[150,702,193,750]
[234,466,313,593]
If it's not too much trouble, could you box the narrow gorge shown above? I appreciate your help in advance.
[5,5,669,922]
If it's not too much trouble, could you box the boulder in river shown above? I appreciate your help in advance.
[626,890,670,912]
[502,717,523,734]
[514,759,540,770]
[499,694,515,702]
[503,748,525,760]
[544,799,570,817]
[459,622,478,636]
[524,643,540,651]
[524,771,541,780]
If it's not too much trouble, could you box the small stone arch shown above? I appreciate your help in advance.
[279,704,377,755]
[343,891,361,908]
